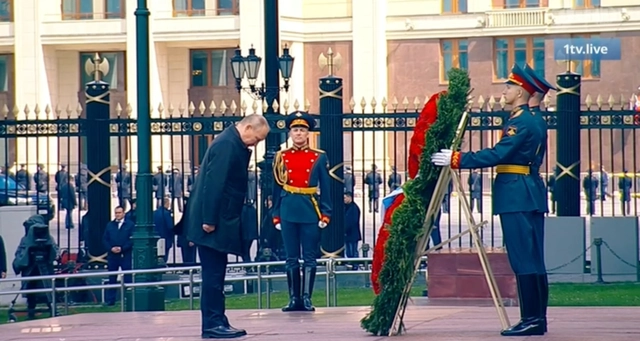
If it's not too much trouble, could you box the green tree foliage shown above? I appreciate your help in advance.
[360,68,471,335]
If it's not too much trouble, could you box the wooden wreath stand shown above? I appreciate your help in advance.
[388,111,512,336]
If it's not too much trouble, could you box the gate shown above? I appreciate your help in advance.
[0,68,638,265]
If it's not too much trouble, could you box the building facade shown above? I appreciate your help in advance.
[0,0,638,173]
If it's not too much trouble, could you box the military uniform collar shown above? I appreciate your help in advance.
[292,143,309,151]
[510,104,528,118]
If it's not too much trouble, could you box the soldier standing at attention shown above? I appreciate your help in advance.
[431,64,544,337]
[272,111,332,312]
[524,63,556,334]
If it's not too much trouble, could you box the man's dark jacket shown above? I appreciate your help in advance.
[0,235,6,274]
[187,126,252,256]
[102,219,135,258]
[344,201,362,243]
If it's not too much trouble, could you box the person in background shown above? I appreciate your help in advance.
[102,206,134,306]
[618,169,633,215]
[115,165,132,210]
[468,169,482,213]
[174,197,196,266]
[125,198,137,223]
[364,164,382,213]
[547,167,556,214]
[240,200,258,263]
[343,166,355,195]
[583,170,598,215]
[59,175,77,230]
[154,198,174,263]
[16,164,30,190]
[387,166,402,192]
[54,164,68,209]
[169,167,184,213]
[343,191,361,258]
[0,234,6,279]
[76,164,88,211]
[259,196,283,259]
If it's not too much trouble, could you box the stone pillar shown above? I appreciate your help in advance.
[555,72,581,216]
[318,74,345,258]
[84,55,113,268]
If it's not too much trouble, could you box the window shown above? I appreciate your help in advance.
[62,0,93,20]
[574,0,600,8]
[494,37,545,80]
[504,0,540,8]
[569,34,601,79]
[441,39,468,82]
[442,0,467,14]
[0,55,9,92]
[0,0,12,22]
[79,52,126,90]
[217,0,239,15]
[105,0,124,19]
[173,0,205,17]
[190,49,229,87]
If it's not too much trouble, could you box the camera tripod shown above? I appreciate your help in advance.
[7,262,60,323]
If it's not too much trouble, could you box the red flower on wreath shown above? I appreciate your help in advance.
[371,91,445,295]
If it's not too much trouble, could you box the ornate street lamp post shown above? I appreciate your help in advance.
[129,0,164,311]
[230,0,294,226]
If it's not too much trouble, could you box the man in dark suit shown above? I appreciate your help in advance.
[187,114,269,339]
[102,206,134,306]
[154,198,174,263]
[343,191,361,258]
[272,111,333,312]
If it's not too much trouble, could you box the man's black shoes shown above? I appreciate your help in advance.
[201,326,247,339]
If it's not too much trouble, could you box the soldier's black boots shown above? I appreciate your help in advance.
[538,274,549,332]
[500,274,544,337]
[302,267,317,311]
[282,268,303,312]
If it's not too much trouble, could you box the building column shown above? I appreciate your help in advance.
[13,0,58,173]
[351,0,388,172]
[239,0,267,164]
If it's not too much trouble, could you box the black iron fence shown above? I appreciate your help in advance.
[0,73,638,265]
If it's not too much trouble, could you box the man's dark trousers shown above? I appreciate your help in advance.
[198,245,228,330]
[105,253,132,304]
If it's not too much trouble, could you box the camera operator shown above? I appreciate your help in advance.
[12,214,58,320]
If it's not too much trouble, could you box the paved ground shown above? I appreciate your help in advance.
[1,305,639,340]
[48,193,640,264]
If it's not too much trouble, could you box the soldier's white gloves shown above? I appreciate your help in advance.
[431,149,453,167]
[318,221,328,229]
[275,224,281,231]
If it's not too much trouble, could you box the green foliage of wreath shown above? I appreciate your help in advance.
[360,68,471,336]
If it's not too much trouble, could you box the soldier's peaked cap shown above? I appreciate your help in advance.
[285,111,317,131]
[505,64,542,95]
[523,64,556,94]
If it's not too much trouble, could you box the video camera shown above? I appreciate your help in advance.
[13,223,57,275]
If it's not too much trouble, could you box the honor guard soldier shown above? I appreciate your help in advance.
[525,63,556,334]
[272,111,332,312]
[431,64,545,337]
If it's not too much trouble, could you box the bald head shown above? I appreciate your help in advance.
[236,114,270,147]
[239,114,268,130]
